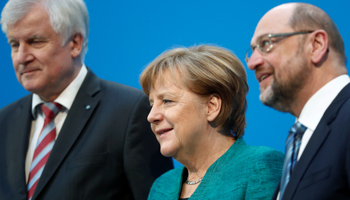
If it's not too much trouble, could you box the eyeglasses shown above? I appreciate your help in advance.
[245,31,314,62]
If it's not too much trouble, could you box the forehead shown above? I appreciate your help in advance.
[151,71,184,92]
[7,5,51,39]
[251,5,294,44]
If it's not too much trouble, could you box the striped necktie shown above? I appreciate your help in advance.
[279,122,307,200]
[27,102,62,200]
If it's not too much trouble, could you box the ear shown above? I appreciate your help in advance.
[69,33,84,59]
[206,94,222,122]
[310,30,329,64]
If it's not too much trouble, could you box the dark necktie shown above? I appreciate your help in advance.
[279,122,307,200]
[27,102,62,200]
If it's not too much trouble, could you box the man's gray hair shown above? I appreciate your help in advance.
[1,0,89,62]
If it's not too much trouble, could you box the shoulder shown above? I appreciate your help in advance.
[96,79,149,111]
[323,88,350,133]
[242,145,284,170]
[99,79,145,98]
[232,139,284,164]
[85,69,147,104]
[244,145,284,162]
[230,141,284,176]
[328,83,350,118]
[0,94,31,116]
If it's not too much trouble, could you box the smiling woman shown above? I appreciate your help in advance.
[139,45,284,200]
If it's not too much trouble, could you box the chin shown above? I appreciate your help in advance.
[259,86,274,105]
[160,145,177,158]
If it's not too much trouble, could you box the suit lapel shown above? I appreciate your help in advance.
[7,96,33,199]
[282,83,350,200]
[272,182,280,200]
[32,70,101,199]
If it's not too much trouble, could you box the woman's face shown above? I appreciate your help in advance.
[147,74,210,160]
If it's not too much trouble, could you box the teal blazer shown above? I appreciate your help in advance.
[148,138,284,200]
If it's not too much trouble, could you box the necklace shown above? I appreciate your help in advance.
[185,178,203,185]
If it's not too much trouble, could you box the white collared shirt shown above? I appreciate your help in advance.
[25,65,88,182]
[297,74,350,160]
[277,74,350,200]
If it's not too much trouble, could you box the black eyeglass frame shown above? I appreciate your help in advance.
[245,31,314,62]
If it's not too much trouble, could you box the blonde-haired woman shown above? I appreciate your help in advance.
[140,45,283,200]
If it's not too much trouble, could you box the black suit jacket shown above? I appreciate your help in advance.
[273,83,350,200]
[0,70,173,200]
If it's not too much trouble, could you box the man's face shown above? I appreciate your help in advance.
[247,6,311,113]
[6,5,80,102]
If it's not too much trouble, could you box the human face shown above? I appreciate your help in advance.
[247,5,311,113]
[147,74,210,160]
[7,5,80,102]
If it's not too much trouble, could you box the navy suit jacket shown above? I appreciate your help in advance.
[0,69,173,200]
[273,83,350,200]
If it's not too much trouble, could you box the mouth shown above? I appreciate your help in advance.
[257,72,272,83]
[156,128,173,136]
[21,68,40,75]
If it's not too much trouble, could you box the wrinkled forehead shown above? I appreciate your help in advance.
[250,4,294,45]
[150,68,186,92]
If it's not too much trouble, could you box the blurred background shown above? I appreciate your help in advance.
[0,0,348,167]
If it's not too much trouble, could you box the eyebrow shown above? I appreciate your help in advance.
[8,38,17,44]
[8,35,46,43]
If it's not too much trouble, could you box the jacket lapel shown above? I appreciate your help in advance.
[282,83,350,200]
[32,70,101,199]
[7,96,33,199]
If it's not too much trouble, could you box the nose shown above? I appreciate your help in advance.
[147,105,163,124]
[16,43,34,65]
[247,49,264,71]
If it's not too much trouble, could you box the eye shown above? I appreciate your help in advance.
[9,42,19,50]
[163,99,173,104]
[26,38,46,48]
[259,39,271,50]
[30,40,46,48]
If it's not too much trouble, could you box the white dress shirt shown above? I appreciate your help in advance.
[297,74,350,160]
[277,74,350,200]
[25,65,88,182]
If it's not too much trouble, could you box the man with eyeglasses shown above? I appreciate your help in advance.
[247,2,350,200]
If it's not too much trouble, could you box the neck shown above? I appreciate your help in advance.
[178,132,235,181]
[291,61,346,117]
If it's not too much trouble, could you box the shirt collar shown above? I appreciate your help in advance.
[31,64,88,118]
[298,74,350,131]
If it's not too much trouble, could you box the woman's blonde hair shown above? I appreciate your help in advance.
[139,45,248,138]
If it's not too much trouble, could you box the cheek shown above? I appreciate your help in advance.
[150,124,156,134]
[11,54,18,69]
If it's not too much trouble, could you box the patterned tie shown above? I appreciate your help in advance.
[27,102,62,200]
[279,122,307,200]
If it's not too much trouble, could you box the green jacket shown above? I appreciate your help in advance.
[148,138,284,200]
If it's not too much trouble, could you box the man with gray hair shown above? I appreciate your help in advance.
[246,2,350,200]
[0,0,173,199]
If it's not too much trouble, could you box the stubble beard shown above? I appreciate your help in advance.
[259,51,310,114]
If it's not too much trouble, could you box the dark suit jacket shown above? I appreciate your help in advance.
[273,83,350,200]
[0,69,173,200]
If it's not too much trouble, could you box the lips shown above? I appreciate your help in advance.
[22,68,40,75]
[156,128,173,135]
[256,72,272,83]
